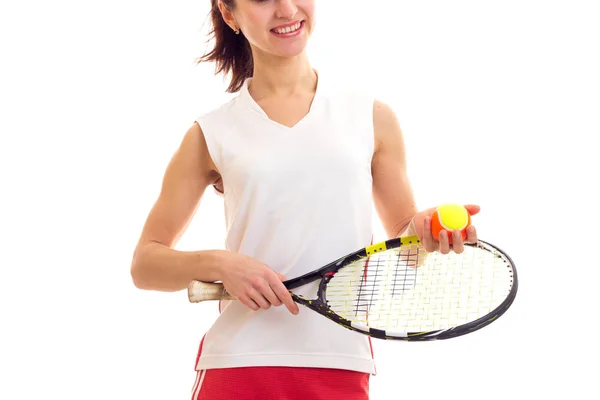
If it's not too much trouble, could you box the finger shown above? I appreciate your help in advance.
[259,283,283,307]
[237,295,260,311]
[466,224,478,243]
[464,204,481,216]
[451,230,464,254]
[247,289,271,310]
[269,277,299,315]
[422,216,437,252]
[438,230,451,254]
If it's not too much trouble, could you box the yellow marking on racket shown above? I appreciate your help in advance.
[366,242,387,256]
[400,235,421,246]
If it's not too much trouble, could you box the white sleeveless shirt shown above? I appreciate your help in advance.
[195,73,377,374]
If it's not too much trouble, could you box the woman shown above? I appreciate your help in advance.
[130,0,480,399]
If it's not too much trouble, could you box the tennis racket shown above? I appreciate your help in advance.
[188,235,517,341]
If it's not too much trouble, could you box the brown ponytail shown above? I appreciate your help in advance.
[197,0,253,93]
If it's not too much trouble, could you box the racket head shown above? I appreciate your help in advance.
[291,236,517,341]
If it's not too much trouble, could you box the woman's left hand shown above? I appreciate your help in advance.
[411,204,480,254]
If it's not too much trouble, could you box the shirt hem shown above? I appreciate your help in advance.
[195,353,377,376]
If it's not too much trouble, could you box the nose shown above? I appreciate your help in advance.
[275,0,298,19]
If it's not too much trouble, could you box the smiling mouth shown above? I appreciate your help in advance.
[271,21,304,35]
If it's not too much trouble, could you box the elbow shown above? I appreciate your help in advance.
[130,247,152,290]
[130,260,148,290]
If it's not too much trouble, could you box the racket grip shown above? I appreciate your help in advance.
[188,281,236,302]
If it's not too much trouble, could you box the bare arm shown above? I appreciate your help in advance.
[130,122,223,292]
[129,122,299,314]
[371,100,480,254]
[371,100,420,239]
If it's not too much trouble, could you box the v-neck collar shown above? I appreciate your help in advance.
[238,70,323,130]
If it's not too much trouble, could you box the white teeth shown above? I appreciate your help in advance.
[274,22,301,34]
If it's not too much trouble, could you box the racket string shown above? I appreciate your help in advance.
[325,244,514,333]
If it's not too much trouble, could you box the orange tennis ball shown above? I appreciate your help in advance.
[430,203,471,244]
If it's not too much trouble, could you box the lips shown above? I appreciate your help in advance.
[271,20,304,36]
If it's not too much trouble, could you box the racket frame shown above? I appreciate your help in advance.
[188,235,518,341]
[284,236,517,341]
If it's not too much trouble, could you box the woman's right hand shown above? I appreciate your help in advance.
[220,253,299,315]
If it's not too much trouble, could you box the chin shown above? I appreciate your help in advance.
[276,45,308,58]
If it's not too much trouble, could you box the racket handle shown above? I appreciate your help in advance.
[188,281,236,302]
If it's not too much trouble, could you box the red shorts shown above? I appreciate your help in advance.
[191,366,370,400]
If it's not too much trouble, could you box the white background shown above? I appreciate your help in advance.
[1,0,599,399]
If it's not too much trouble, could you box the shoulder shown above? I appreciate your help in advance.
[321,80,377,134]
[322,73,399,121]
[194,93,245,152]
[323,77,397,124]
[372,99,403,154]
[196,94,241,125]
[192,92,247,173]
[373,100,399,127]
[318,72,403,151]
